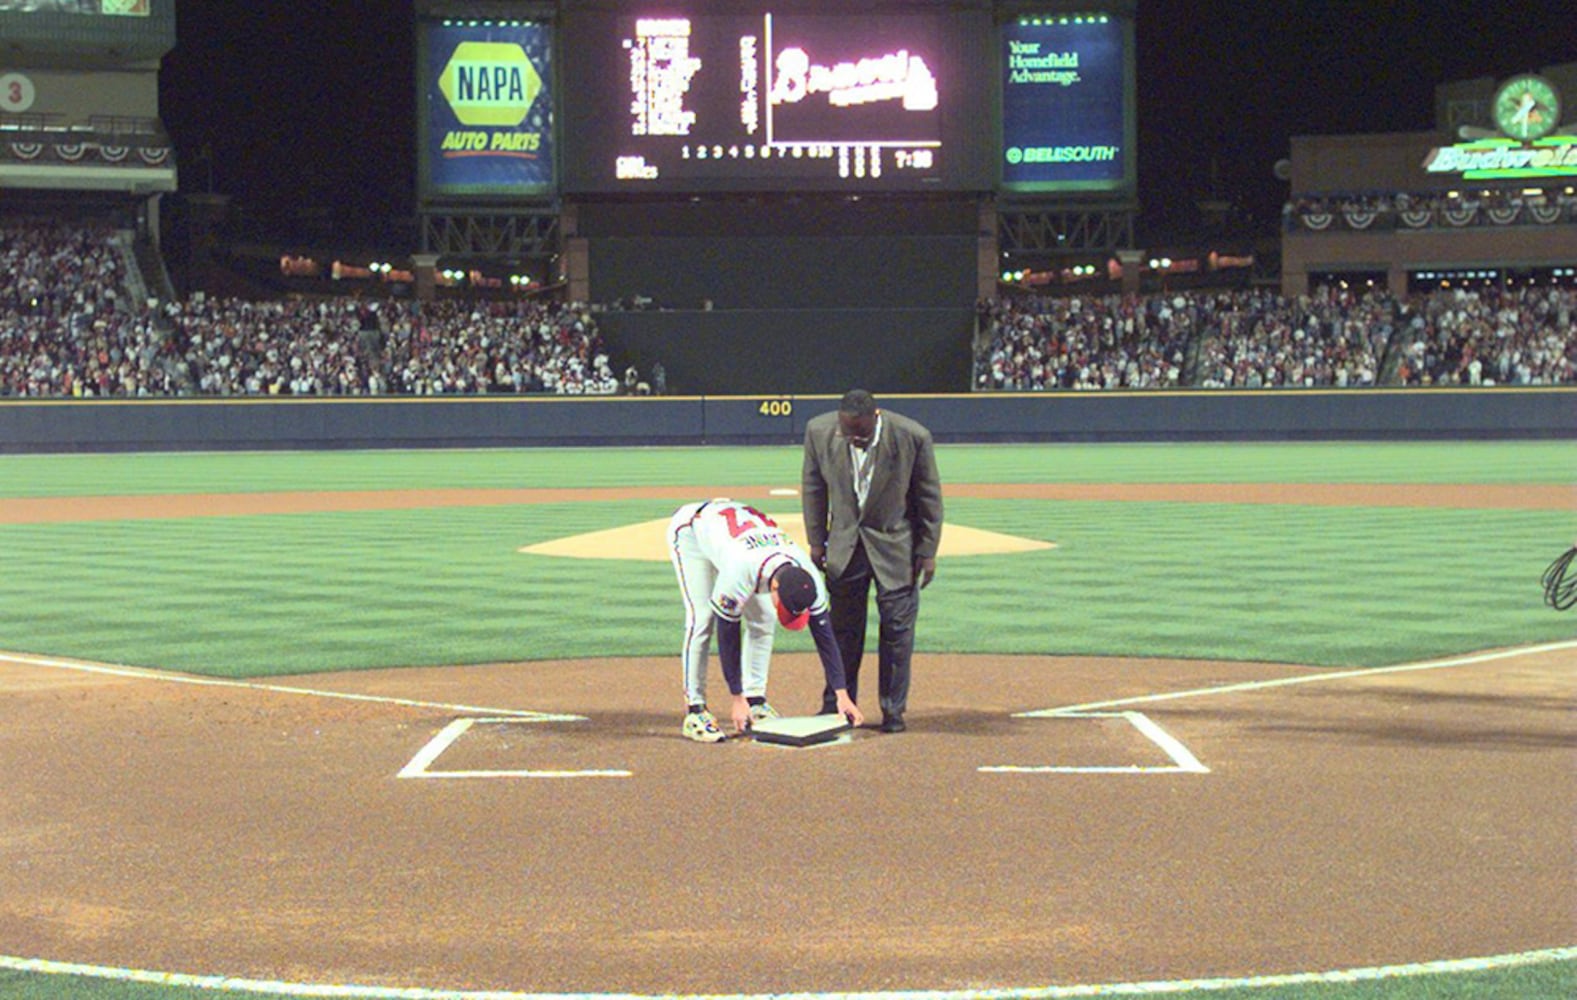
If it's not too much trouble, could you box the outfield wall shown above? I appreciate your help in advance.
[0,388,1571,452]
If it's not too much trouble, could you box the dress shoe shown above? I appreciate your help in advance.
[880,715,906,733]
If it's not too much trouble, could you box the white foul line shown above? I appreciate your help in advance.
[398,717,631,780]
[0,650,584,722]
[0,946,1572,998]
[1017,639,1577,718]
[1125,710,1210,772]
[980,711,1210,775]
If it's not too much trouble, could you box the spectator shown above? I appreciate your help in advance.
[5,217,1572,398]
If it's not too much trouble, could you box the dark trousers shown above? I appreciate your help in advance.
[820,540,919,720]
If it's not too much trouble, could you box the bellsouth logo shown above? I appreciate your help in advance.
[439,41,542,127]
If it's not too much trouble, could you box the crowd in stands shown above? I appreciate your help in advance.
[4,219,1574,397]
[2,220,626,397]
[162,297,620,396]
[1,221,184,397]
[976,284,1576,390]
[972,293,1195,390]
[1391,283,1577,388]
[1190,286,1392,389]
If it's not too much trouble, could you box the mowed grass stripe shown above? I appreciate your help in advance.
[923,500,1572,664]
[0,441,1572,498]
[0,504,680,673]
[0,447,808,497]
[1,500,1569,674]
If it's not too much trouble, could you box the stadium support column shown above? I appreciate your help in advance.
[1116,249,1145,297]
[140,195,162,251]
[564,236,589,302]
[560,202,588,303]
[1387,264,1407,299]
[1282,271,1308,298]
[411,254,440,301]
[977,200,999,301]
[184,193,232,296]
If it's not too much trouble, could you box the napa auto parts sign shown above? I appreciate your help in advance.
[421,20,554,197]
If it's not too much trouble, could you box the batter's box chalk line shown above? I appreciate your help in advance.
[978,711,1210,774]
[398,716,632,779]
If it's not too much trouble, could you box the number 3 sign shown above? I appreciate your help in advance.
[1,73,36,114]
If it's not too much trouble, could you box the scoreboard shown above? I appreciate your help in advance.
[558,4,996,193]
[415,3,1135,202]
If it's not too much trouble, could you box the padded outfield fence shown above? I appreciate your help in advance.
[0,386,1572,452]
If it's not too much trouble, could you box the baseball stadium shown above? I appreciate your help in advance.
[1,3,1574,1000]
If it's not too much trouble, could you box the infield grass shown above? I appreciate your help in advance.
[0,442,1571,674]
[0,440,1573,999]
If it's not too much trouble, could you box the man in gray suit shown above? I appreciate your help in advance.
[801,389,943,732]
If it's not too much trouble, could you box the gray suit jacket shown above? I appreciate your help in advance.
[801,408,943,590]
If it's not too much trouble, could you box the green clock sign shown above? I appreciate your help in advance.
[1493,74,1561,142]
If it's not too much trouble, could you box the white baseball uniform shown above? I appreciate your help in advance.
[667,498,829,708]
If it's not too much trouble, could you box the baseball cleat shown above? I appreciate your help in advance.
[748,701,781,724]
[682,709,726,743]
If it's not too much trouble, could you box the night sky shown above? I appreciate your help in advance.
[155,1,1572,242]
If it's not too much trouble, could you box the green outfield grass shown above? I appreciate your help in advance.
[0,440,1573,498]
[0,443,1571,674]
[1,441,1572,1000]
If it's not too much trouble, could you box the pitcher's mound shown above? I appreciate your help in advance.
[519,513,1054,560]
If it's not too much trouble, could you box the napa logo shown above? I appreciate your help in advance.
[439,41,541,127]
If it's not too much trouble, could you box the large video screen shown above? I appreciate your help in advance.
[418,19,554,200]
[561,6,993,193]
[1000,13,1134,194]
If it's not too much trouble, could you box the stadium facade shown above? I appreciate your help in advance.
[1281,62,1577,297]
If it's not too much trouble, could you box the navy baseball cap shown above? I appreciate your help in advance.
[773,564,817,630]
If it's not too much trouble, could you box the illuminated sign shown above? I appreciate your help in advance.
[1000,14,1133,194]
[439,41,542,128]
[612,13,940,184]
[1493,74,1561,142]
[1423,75,1576,179]
[1423,139,1577,178]
[561,6,992,193]
[1,1,151,14]
[419,21,553,198]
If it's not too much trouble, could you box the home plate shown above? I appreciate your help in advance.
[750,714,853,747]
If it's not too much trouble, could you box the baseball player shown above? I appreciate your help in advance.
[667,498,864,742]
